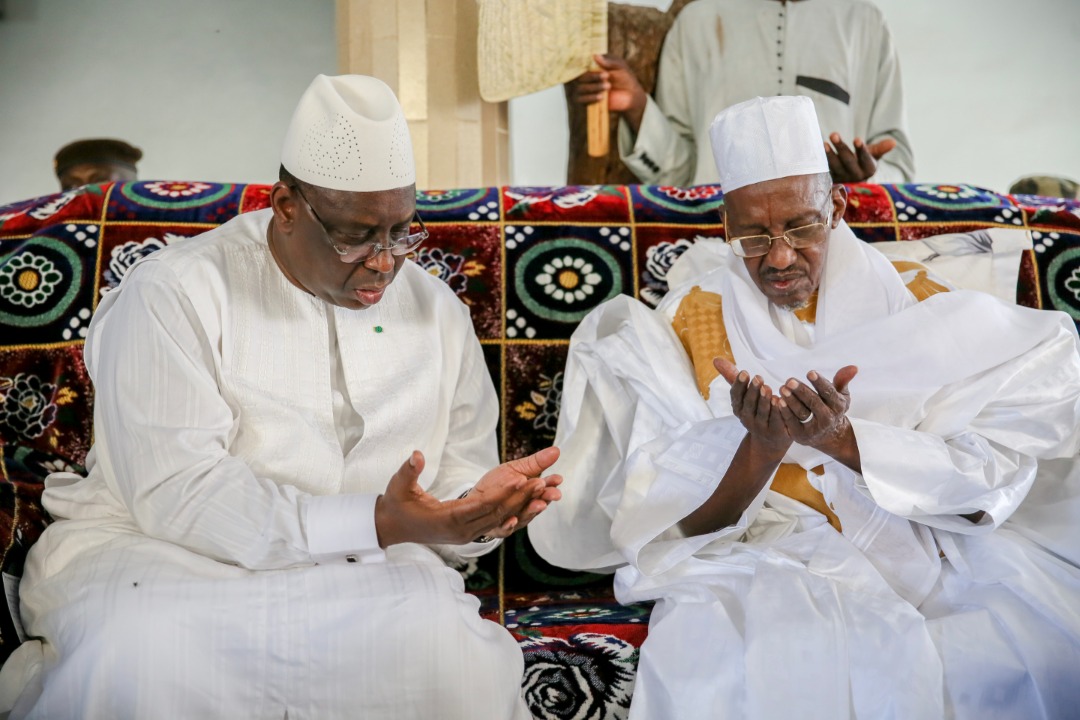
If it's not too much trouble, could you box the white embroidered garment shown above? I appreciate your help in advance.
[6,209,529,719]
[619,0,914,185]
[530,223,1080,719]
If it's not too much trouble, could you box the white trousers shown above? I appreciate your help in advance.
[7,523,529,720]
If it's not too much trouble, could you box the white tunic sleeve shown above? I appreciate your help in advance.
[84,260,381,570]
[425,307,503,560]
[851,324,1080,532]
[617,20,698,187]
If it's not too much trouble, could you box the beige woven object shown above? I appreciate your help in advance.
[671,286,731,400]
[477,0,607,103]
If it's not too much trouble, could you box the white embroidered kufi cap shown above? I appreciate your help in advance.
[708,96,828,193]
[281,74,415,192]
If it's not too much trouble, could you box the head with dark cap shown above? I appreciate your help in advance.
[54,138,142,191]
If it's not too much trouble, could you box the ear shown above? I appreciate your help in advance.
[269,182,298,233]
[830,184,848,228]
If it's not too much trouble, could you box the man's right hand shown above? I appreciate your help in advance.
[713,357,791,459]
[374,448,562,548]
[569,54,648,133]
[824,133,897,183]
[675,358,792,535]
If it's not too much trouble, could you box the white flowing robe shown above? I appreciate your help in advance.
[529,223,1080,719]
[620,0,914,185]
[6,209,530,720]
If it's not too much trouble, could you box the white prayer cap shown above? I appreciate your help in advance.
[281,74,415,192]
[708,96,828,193]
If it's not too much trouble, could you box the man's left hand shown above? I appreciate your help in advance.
[825,134,896,183]
[375,448,562,548]
[777,366,862,472]
[713,357,792,459]
[462,447,563,541]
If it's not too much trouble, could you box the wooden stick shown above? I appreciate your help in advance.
[586,62,610,158]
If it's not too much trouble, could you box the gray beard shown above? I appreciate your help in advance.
[776,299,811,313]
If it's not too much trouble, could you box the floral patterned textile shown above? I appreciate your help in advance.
[2,180,1078,716]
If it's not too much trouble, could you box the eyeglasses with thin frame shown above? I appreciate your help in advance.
[289,184,428,264]
[725,197,834,258]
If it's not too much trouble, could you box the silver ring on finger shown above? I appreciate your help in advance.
[799,411,815,424]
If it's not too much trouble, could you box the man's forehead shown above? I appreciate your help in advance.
[61,161,134,182]
[313,184,416,220]
[724,175,827,223]
[64,160,126,173]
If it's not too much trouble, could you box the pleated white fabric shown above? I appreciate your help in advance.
[7,209,529,719]
[530,224,1080,719]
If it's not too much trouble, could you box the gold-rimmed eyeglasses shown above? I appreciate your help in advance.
[726,200,833,258]
[290,184,428,264]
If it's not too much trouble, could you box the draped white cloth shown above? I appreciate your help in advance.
[4,209,530,719]
[529,223,1080,719]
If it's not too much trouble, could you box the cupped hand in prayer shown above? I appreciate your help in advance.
[824,133,896,183]
[375,447,562,548]
[776,367,862,472]
[713,358,792,459]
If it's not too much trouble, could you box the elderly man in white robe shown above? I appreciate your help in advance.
[529,95,1080,719]
[0,75,561,719]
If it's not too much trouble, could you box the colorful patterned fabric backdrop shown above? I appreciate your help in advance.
[2,180,1079,717]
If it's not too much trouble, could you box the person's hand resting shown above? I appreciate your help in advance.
[569,54,648,133]
[374,447,563,547]
[824,133,896,183]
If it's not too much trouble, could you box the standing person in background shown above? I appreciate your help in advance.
[571,0,915,185]
[53,138,142,191]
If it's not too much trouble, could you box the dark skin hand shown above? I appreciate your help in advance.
[775,366,862,473]
[677,363,792,536]
[683,359,984,530]
[678,359,859,536]
[824,133,897,183]
[374,447,563,547]
[569,54,648,134]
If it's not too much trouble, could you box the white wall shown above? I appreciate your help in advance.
[877,0,1080,190]
[509,0,1080,193]
[0,0,336,205]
